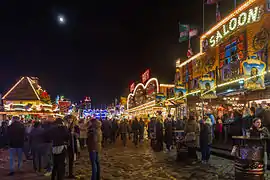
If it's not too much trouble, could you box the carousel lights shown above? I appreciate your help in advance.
[127,78,159,109]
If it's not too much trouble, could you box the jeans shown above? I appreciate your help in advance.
[89,151,100,180]
[133,132,139,146]
[201,145,211,161]
[43,143,52,172]
[68,147,74,176]
[9,148,23,172]
[51,151,66,180]
[32,148,42,172]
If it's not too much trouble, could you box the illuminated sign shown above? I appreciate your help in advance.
[208,6,263,47]
[130,82,135,93]
[142,69,150,84]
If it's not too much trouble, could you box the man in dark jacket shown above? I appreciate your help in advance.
[7,116,25,176]
[164,115,173,151]
[46,118,69,180]
[119,119,129,147]
[29,121,44,172]
[132,118,140,147]
[101,118,112,146]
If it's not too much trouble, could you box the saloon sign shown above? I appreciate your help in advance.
[206,5,263,48]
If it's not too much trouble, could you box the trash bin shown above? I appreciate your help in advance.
[235,146,264,180]
[232,136,267,180]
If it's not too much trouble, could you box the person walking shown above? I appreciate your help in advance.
[79,120,88,149]
[132,117,140,148]
[67,121,78,179]
[111,119,118,144]
[200,116,212,164]
[29,121,44,173]
[139,118,145,143]
[101,117,112,147]
[164,114,173,152]
[184,115,200,163]
[119,119,129,147]
[46,118,69,180]
[155,114,164,152]
[7,116,25,176]
[87,118,102,180]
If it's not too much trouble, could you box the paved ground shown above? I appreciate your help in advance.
[0,139,244,180]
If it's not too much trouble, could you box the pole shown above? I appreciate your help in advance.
[234,0,237,9]
[203,0,205,33]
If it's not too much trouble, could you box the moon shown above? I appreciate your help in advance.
[57,15,66,24]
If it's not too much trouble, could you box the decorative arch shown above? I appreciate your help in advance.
[127,78,159,110]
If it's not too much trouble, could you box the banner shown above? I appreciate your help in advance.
[174,84,187,104]
[242,56,266,90]
[199,74,217,99]
[156,93,166,106]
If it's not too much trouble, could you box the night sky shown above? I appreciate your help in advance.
[0,0,237,106]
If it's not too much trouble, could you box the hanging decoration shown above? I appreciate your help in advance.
[242,55,266,90]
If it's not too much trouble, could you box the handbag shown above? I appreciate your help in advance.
[185,132,196,142]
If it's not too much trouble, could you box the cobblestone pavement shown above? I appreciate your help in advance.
[0,140,253,180]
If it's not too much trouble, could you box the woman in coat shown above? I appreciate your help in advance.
[184,115,200,162]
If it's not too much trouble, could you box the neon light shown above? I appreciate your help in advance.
[27,77,40,100]
[160,84,175,88]
[208,5,261,48]
[127,78,159,109]
[200,0,258,52]
[2,77,25,99]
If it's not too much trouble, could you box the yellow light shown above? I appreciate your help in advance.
[160,84,175,88]
[200,0,257,52]
[2,77,25,99]
[176,53,204,68]
[27,77,40,100]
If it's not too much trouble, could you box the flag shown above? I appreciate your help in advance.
[189,28,198,38]
[179,23,189,43]
[216,2,221,22]
[205,0,217,4]
[187,48,194,58]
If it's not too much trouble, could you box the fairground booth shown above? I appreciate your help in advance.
[126,69,175,119]
[175,0,270,125]
[0,76,60,121]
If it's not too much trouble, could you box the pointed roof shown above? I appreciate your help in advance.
[2,77,41,101]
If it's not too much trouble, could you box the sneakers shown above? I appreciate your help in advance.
[44,171,52,177]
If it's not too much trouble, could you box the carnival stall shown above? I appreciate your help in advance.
[0,76,61,120]
[126,69,175,119]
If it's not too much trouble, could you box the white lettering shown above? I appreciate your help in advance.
[216,31,223,43]
[229,18,237,31]
[204,6,263,49]
[222,24,229,36]
[247,6,259,23]
[238,12,247,26]
[210,36,216,47]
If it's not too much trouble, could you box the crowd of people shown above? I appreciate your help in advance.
[0,105,269,179]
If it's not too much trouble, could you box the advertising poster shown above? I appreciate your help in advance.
[174,84,187,104]
[242,56,266,90]
[199,75,217,99]
[156,93,166,106]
